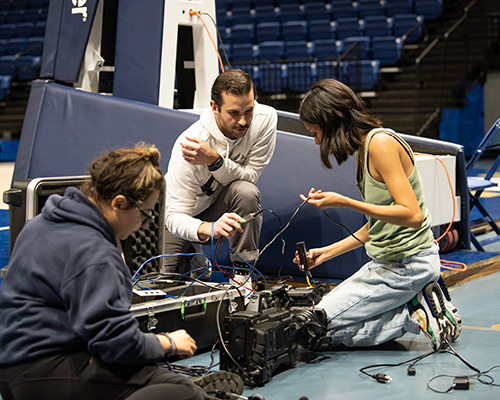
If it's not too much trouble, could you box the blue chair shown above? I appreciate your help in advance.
[30,21,46,37]
[316,60,344,81]
[4,10,24,24]
[28,0,47,8]
[0,24,15,40]
[227,6,254,26]
[0,55,15,77]
[0,0,11,12]
[386,0,414,16]
[466,118,500,251]
[342,36,371,59]
[25,36,44,56]
[334,17,365,39]
[364,15,394,37]
[282,20,309,42]
[331,0,359,19]
[358,0,387,18]
[257,63,285,93]
[304,2,333,21]
[414,0,443,20]
[393,14,424,43]
[284,40,313,61]
[14,22,33,38]
[22,9,43,23]
[16,54,41,80]
[230,43,256,63]
[255,21,281,43]
[313,39,343,61]
[253,5,279,23]
[343,59,380,91]
[309,19,336,41]
[11,0,28,10]
[228,23,255,45]
[371,35,402,66]
[285,62,317,92]
[278,3,305,23]
[257,41,285,62]
[5,37,26,55]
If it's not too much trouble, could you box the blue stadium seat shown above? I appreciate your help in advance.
[253,5,279,23]
[255,21,281,43]
[15,54,40,80]
[364,15,394,37]
[393,14,424,43]
[257,63,285,93]
[0,55,15,77]
[386,0,414,16]
[284,40,313,61]
[226,6,254,26]
[30,21,46,37]
[316,60,344,81]
[342,36,371,59]
[312,39,343,61]
[358,0,387,18]
[230,43,256,63]
[371,35,402,65]
[4,10,24,24]
[25,36,44,56]
[257,41,285,62]
[414,0,443,20]
[309,19,337,41]
[304,2,333,21]
[278,3,305,23]
[228,23,255,44]
[0,0,11,12]
[5,37,26,55]
[285,62,317,92]
[334,17,365,39]
[331,0,359,19]
[0,24,15,40]
[282,20,309,42]
[11,0,28,10]
[22,8,43,23]
[14,22,33,38]
[28,0,47,8]
[343,59,380,90]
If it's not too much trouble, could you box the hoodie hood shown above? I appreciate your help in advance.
[42,187,116,245]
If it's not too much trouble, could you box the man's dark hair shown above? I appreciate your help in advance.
[211,69,257,108]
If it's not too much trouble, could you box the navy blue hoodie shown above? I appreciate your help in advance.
[0,187,164,365]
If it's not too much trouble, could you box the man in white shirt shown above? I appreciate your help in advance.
[164,69,277,278]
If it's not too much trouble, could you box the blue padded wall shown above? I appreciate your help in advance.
[13,80,369,280]
[113,0,165,105]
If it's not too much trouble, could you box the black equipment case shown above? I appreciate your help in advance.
[3,176,242,349]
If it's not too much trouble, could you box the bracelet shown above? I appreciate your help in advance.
[160,332,176,357]
[208,156,223,171]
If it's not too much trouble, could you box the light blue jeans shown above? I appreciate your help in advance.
[318,243,441,347]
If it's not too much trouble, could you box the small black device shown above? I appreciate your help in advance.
[296,241,309,274]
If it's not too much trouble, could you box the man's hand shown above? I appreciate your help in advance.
[180,136,220,166]
[197,213,245,242]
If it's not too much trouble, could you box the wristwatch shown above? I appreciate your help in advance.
[208,156,223,171]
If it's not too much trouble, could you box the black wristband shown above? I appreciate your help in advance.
[208,156,223,171]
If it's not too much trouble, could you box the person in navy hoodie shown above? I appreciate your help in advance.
[0,143,241,400]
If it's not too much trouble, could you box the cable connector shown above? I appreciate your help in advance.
[453,377,470,390]
[407,366,416,376]
[239,210,263,225]
[188,9,199,16]
[374,373,392,383]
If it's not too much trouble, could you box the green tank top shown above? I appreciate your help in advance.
[357,129,434,260]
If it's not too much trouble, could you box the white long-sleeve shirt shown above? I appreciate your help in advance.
[165,102,277,241]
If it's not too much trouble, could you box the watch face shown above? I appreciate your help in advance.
[209,157,223,171]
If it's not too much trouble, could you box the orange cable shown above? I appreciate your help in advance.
[190,10,225,73]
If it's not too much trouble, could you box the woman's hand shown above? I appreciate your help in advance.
[300,188,346,210]
[157,329,197,359]
[293,247,330,270]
